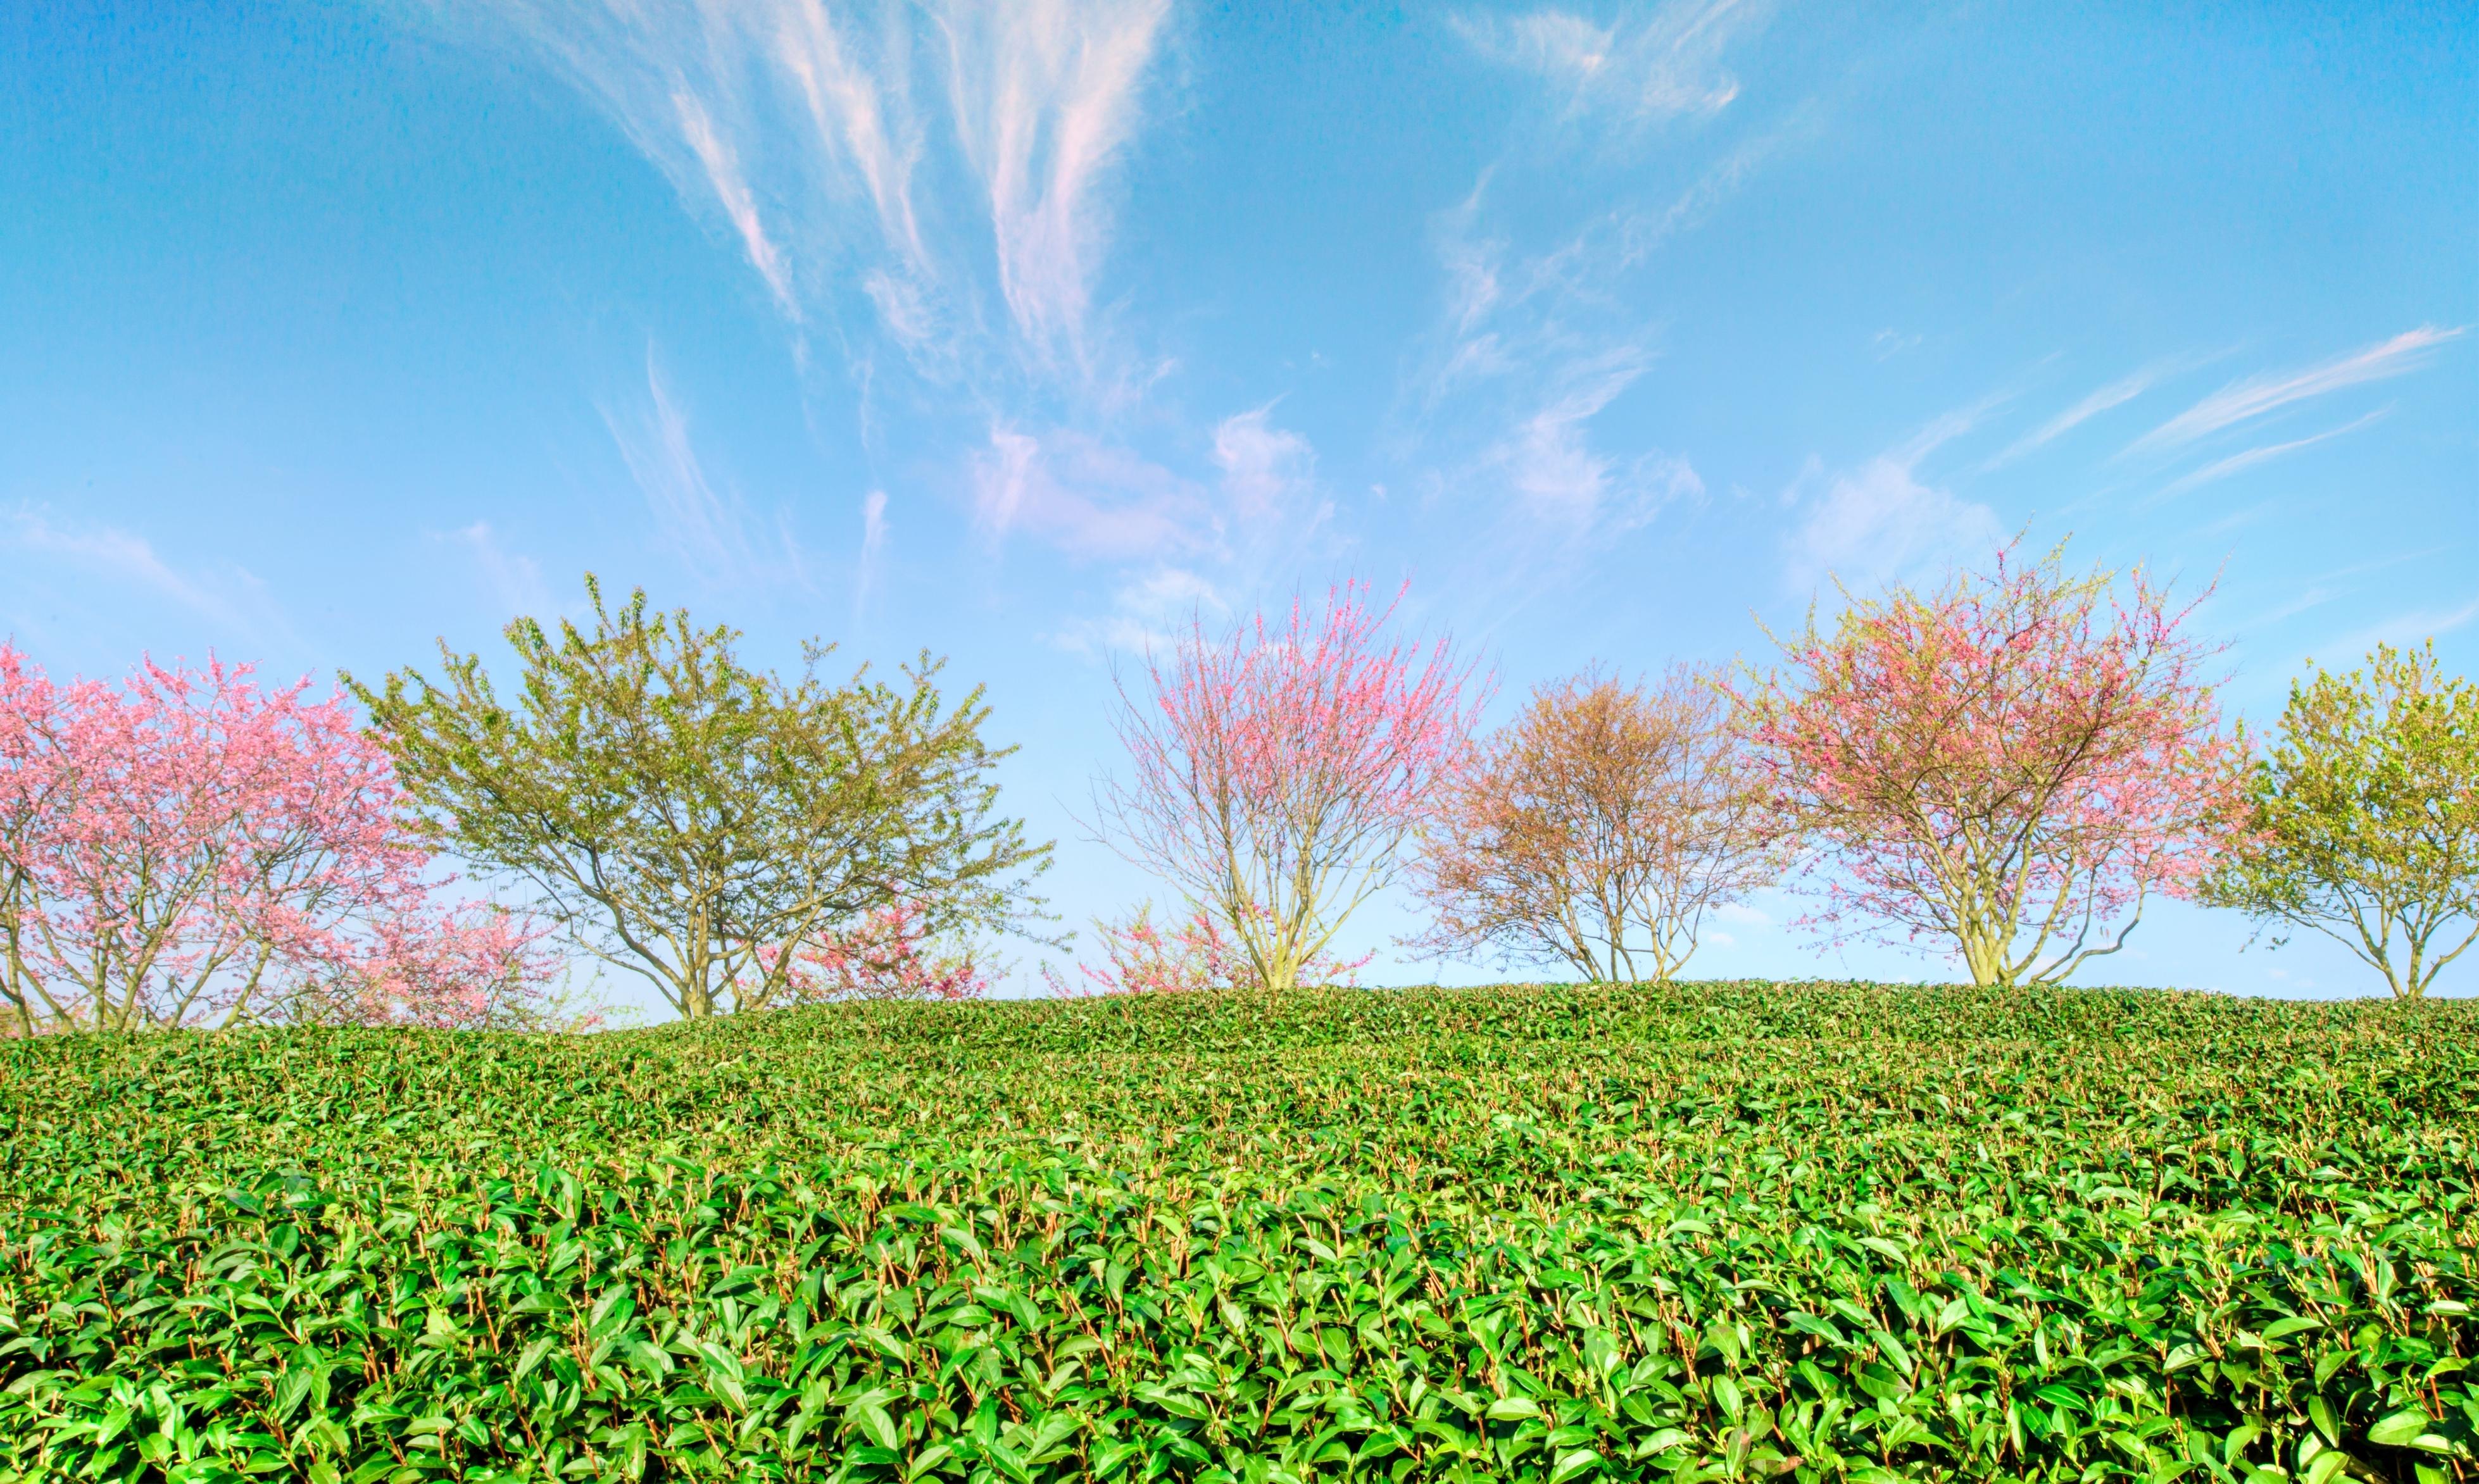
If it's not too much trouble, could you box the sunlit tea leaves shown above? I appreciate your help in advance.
[1,982,2471,1482]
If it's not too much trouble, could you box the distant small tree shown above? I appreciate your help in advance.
[2206,642,2479,999]
[1738,546,2247,985]
[352,577,1049,1019]
[1092,581,1485,992]
[0,645,555,1035]
[1408,666,1784,983]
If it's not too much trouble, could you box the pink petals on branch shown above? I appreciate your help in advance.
[0,645,556,1033]
[784,897,988,1002]
[1050,901,1372,996]
[1738,547,2250,985]
[1095,580,1486,990]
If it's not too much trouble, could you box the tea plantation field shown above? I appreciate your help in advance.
[1,983,2473,1483]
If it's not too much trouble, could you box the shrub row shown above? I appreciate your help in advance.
[1,983,2473,1483]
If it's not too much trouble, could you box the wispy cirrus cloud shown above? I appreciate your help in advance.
[669,89,801,321]
[1985,366,2163,469]
[1784,414,2004,594]
[1456,0,1769,126]
[449,521,552,618]
[941,0,1172,370]
[1053,565,1228,656]
[969,426,1208,561]
[603,352,762,587]
[2126,325,2461,456]
[1785,456,2002,595]
[4,507,277,639]
[2318,595,2479,659]
[2150,408,2390,501]
[1210,408,1315,521]
[1402,187,1702,539]
[1485,347,1702,528]
[972,401,1334,566]
[1400,0,1800,551]
[854,489,889,623]
[424,0,1172,382]
[415,0,1192,588]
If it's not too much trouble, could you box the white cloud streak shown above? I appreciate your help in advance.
[1483,349,1703,528]
[1986,368,2160,468]
[1784,448,2003,595]
[967,405,1334,571]
[941,0,1172,366]
[1053,565,1226,656]
[427,0,1172,379]
[1406,189,1709,540]
[1456,0,1767,125]
[4,508,267,637]
[671,89,800,320]
[2151,409,2390,501]
[2321,596,2479,659]
[855,488,888,620]
[1210,407,1314,521]
[604,354,759,585]
[2127,326,2461,456]
[969,425,1208,560]
[451,521,552,617]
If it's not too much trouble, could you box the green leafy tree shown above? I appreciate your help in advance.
[350,577,1050,1018]
[2209,641,2479,999]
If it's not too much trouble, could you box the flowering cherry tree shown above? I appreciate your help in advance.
[0,645,557,1034]
[1736,547,2248,985]
[1092,582,1485,992]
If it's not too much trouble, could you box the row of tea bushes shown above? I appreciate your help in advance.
[1,982,2473,1481]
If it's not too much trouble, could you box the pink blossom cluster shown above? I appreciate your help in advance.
[0,645,557,1033]
[1127,582,1477,866]
[1100,580,1484,988]
[1048,902,1373,997]
[782,898,988,1002]
[1738,549,2249,980]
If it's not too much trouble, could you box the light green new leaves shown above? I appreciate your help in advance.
[2211,640,2479,998]
[349,574,1051,1018]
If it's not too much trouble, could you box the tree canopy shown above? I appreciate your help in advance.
[2208,641,2479,999]
[351,577,1049,1018]
[1738,546,2245,986]
[1408,666,1782,983]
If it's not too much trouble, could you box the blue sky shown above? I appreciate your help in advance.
[5,0,2474,1007]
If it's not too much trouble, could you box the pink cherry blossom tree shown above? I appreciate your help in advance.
[1736,546,2249,986]
[0,645,558,1035]
[1092,581,1487,992]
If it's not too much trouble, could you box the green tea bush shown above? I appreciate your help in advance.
[1,982,2473,1483]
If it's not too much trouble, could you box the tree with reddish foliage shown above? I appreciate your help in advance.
[1092,582,1486,992]
[0,645,558,1035]
[1736,547,2248,986]
[1409,666,1785,983]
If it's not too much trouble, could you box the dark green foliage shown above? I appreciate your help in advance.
[1,982,2473,1483]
